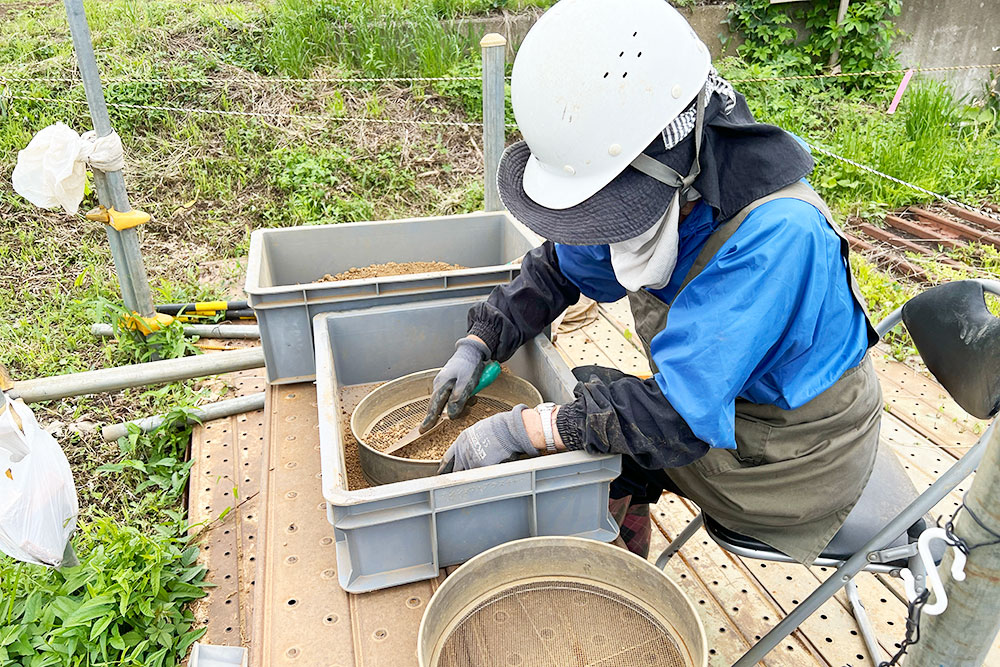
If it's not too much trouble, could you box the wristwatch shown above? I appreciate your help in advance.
[535,402,558,453]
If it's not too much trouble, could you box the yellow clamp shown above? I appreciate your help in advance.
[120,312,175,335]
[86,206,151,231]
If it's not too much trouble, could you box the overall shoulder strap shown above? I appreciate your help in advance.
[672,181,879,346]
[670,185,796,303]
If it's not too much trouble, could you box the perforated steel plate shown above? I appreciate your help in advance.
[436,579,689,667]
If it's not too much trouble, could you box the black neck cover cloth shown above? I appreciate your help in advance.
[497,90,816,246]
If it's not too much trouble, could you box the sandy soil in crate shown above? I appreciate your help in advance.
[319,260,465,282]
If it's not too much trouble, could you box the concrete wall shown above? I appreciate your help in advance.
[457,2,999,98]
[895,0,1000,97]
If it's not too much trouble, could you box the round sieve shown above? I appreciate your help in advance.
[419,537,707,667]
[351,368,542,486]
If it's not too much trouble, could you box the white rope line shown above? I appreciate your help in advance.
[730,63,998,83]
[4,92,996,219]
[804,141,1000,221]
[1,92,511,128]
[0,74,483,84]
[1,62,995,86]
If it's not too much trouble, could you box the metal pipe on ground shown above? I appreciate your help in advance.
[8,347,265,404]
[884,214,966,249]
[941,204,1000,233]
[101,392,265,441]
[910,207,1000,248]
[858,222,965,266]
[90,323,260,339]
[845,232,929,281]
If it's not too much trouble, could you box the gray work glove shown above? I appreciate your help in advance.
[437,404,540,474]
[421,337,491,432]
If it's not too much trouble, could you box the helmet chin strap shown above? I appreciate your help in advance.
[629,84,707,206]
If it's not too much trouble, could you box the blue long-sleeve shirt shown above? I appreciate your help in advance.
[554,195,870,450]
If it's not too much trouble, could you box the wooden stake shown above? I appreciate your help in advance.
[909,423,1000,666]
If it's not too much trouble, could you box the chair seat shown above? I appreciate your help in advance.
[704,444,920,563]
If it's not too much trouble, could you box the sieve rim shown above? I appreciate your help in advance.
[418,537,708,667]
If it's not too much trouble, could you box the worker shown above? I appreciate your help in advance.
[423,0,881,564]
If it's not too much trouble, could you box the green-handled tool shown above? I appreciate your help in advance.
[382,361,501,456]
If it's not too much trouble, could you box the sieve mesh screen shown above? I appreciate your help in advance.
[434,580,691,667]
[364,396,514,449]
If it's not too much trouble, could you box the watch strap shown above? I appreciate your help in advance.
[537,402,557,453]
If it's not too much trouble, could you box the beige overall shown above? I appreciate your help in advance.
[627,182,882,564]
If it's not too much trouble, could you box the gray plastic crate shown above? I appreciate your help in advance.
[247,211,540,384]
[313,297,621,593]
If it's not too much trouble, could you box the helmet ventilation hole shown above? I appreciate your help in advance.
[603,72,609,78]
[622,72,628,78]
[632,31,637,37]
[637,52,642,57]
[619,51,624,57]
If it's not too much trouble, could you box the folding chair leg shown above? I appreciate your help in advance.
[732,426,991,666]
[845,579,882,664]
[655,513,703,570]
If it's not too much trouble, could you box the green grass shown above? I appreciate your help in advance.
[0,1,998,662]
[718,59,1000,214]
[260,0,468,78]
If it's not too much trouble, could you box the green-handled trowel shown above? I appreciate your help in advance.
[382,361,501,456]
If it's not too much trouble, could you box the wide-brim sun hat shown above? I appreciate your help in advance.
[497,0,710,245]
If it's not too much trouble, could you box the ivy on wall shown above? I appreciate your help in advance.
[726,0,902,80]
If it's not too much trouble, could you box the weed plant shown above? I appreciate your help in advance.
[259,0,542,78]
[0,517,207,667]
[89,298,201,364]
[726,0,902,83]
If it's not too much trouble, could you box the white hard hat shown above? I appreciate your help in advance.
[511,0,711,210]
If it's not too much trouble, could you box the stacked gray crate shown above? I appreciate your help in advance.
[245,211,541,384]
[313,298,621,593]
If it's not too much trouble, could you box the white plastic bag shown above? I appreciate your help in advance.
[11,122,124,215]
[0,394,79,567]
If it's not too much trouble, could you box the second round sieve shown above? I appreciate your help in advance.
[350,368,543,486]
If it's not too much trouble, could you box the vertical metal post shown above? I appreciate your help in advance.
[63,0,154,317]
[480,33,507,212]
[909,423,1000,667]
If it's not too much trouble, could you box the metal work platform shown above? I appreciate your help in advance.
[188,299,997,666]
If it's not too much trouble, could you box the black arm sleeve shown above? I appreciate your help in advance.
[555,366,710,470]
[467,241,581,362]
